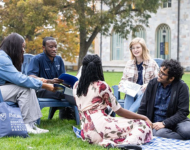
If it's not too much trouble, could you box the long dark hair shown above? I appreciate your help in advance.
[0,33,24,71]
[77,54,104,97]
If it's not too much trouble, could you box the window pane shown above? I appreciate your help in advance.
[163,2,167,8]
[168,0,172,7]
[112,32,123,60]
[132,25,146,41]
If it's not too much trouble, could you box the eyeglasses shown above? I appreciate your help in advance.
[130,46,141,50]
[158,70,168,77]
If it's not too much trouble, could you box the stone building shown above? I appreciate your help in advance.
[94,0,190,72]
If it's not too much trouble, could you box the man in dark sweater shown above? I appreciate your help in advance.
[138,59,190,140]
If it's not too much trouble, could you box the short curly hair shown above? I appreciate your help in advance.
[43,37,55,46]
[161,59,184,82]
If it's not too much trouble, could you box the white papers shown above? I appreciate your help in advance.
[64,87,73,96]
[118,80,141,97]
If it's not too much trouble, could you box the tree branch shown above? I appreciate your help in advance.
[86,26,100,50]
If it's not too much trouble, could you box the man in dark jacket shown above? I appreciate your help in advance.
[27,37,75,119]
[138,59,190,140]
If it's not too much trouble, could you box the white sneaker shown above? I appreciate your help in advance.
[30,122,49,134]
[25,124,38,134]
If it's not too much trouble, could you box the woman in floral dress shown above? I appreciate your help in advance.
[73,54,153,147]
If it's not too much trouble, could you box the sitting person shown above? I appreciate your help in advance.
[119,37,158,112]
[0,33,55,134]
[27,37,75,119]
[138,59,190,140]
[73,54,153,147]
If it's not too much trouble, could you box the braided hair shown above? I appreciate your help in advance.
[77,54,104,97]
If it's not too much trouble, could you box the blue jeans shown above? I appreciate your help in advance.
[153,118,190,140]
[124,91,144,112]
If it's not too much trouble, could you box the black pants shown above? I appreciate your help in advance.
[36,89,76,119]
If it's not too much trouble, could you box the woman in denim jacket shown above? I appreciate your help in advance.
[0,33,55,134]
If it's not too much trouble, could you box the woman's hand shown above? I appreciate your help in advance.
[42,83,56,92]
[116,108,153,128]
[141,84,148,92]
[29,75,48,83]
[144,117,153,128]
[38,78,47,83]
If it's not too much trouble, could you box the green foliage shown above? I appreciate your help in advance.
[0,0,79,62]
[0,0,58,39]
[54,0,165,67]
[0,0,165,66]
[58,0,164,38]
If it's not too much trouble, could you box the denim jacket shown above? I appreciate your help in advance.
[0,50,42,90]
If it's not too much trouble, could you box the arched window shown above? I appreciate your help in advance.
[156,24,171,59]
[132,25,146,41]
[111,31,124,60]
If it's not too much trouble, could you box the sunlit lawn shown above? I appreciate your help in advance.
[1,72,190,149]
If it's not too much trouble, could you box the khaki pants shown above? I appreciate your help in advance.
[0,84,42,124]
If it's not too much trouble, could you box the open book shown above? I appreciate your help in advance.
[118,80,141,97]
[54,73,79,96]
[58,73,78,88]
[54,84,73,96]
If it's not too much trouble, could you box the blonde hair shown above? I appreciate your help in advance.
[129,37,151,60]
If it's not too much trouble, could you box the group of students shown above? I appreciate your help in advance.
[73,38,190,147]
[0,33,190,147]
[0,33,74,134]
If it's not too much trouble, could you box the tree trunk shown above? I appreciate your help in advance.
[77,0,87,69]
[77,0,101,69]
[78,40,88,69]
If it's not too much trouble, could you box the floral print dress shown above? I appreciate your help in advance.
[73,80,152,147]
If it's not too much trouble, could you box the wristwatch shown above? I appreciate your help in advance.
[162,121,166,127]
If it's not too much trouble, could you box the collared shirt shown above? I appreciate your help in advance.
[153,83,172,122]
[27,52,66,79]
[136,62,143,85]
[0,50,42,90]
[119,59,159,85]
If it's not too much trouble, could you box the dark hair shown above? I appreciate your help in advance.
[161,59,184,82]
[43,37,55,46]
[0,33,24,71]
[77,54,104,97]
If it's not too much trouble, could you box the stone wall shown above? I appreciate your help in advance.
[97,0,190,72]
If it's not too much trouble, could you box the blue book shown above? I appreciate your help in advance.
[58,73,78,88]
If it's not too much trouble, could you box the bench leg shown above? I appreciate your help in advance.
[73,106,80,125]
[48,107,58,119]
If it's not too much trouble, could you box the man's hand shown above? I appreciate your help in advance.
[47,78,63,84]
[153,122,165,130]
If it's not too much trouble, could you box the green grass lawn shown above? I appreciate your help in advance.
[1,72,190,149]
